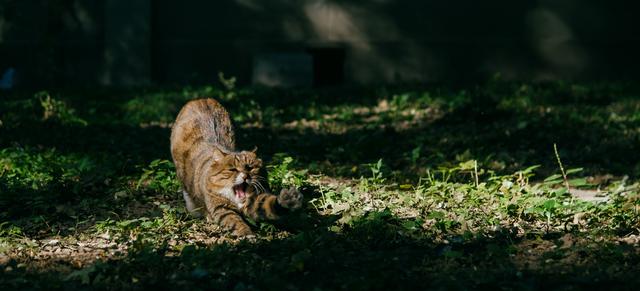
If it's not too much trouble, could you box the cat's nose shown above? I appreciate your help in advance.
[238,172,247,181]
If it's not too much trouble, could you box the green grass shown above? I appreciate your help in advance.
[1,81,639,289]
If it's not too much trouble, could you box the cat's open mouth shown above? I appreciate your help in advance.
[233,183,247,199]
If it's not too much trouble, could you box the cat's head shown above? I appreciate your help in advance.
[207,146,265,203]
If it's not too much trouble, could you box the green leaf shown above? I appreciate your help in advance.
[329,225,342,232]
[542,199,558,210]
[459,160,476,171]
[443,249,463,258]
[428,211,445,220]
[65,265,96,284]
[544,174,562,182]
[565,168,584,175]
[402,220,421,231]
[568,178,588,187]
[519,165,540,174]
[553,187,568,196]
[399,184,413,190]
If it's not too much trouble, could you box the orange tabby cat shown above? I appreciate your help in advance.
[170,98,303,236]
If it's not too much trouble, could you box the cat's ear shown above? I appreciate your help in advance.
[250,146,258,153]
[212,146,229,162]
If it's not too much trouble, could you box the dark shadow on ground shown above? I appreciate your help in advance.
[2,211,639,290]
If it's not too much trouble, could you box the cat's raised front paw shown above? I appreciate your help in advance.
[277,186,303,210]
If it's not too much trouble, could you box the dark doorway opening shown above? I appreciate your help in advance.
[308,47,345,87]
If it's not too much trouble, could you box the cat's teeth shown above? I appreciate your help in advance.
[233,183,247,199]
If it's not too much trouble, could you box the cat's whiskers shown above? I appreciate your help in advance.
[252,180,266,193]
[253,174,267,182]
[259,182,266,193]
[251,183,261,194]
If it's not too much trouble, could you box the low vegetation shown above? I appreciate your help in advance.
[1,81,639,289]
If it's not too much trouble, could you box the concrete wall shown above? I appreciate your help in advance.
[1,0,639,87]
[0,0,105,86]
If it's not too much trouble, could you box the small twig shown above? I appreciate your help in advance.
[553,143,570,193]
[474,160,479,187]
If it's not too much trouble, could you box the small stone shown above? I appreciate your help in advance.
[620,235,639,245]
[0,254,9,265]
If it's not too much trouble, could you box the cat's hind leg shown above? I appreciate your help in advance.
[182,190,203,218]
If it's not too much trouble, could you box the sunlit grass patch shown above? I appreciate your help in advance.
[310,158,639,240]
[0,147,98,190]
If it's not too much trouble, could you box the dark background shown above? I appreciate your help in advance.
[1,0,639,88]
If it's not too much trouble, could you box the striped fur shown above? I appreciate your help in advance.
[170,98,302,236]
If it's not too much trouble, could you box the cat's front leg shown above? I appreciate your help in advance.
[207,206,254,237]
[205,196,254,237]
[277,186,304,210]
[241,187,303,221]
